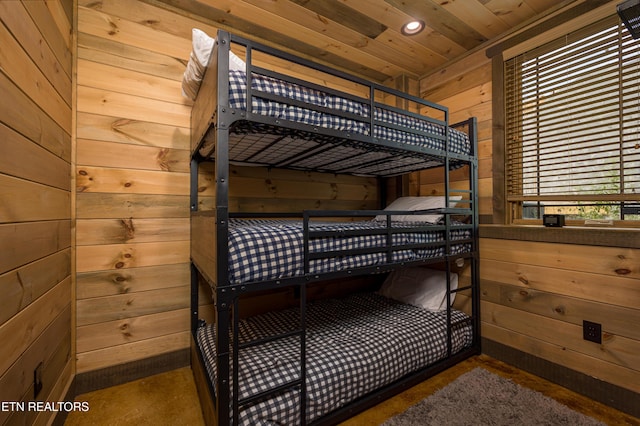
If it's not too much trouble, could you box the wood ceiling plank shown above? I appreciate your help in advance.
[438,0,511,39]
[339,0,467,60]
[290,0,387,38]
[239,0,426,76]
[384,0,488,50]
[481,0,539,27]
[374,29,449,75]
[523,0,571,14]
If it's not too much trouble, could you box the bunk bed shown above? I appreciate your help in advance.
[187,29,480,426]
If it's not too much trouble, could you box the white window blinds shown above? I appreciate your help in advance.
[505,15,640,221]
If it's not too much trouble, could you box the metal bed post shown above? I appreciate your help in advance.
[299,283,308,426]
[469,117,481,351]
[216,30,232,426]
[443,109,453,358]
[190,158,200,336]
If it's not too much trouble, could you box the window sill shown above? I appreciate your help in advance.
[479,224,640,249]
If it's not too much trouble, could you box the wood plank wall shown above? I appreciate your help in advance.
[417,2,640,397]
[75,0,380,374]
[75,0,200,373]
[0,1,74,425]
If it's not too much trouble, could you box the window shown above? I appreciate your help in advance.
[505,16,640,225]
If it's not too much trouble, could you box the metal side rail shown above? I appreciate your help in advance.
[231,285,308,425]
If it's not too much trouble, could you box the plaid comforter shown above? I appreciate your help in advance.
[197,292,473,425]
[228,219,471,284]
[227,71,471,155]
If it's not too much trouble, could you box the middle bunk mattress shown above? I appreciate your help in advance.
[227,217,472,284]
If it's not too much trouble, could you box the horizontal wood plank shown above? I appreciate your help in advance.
[75,331,190,373]
[0,250,71,327]
[0,304,70,409]
[77,59,188,105]
[0,123,71,191]
[480,257,639,310]
[0,73,71,162]
[76,85,190,128]
[77,218,189,245]
[0,18,71,131]
[76,112,190,150]
[77,139,189,173]
[482,318,640,394]
[0,221,71,275]
[76,285,189,326]
[0,279,71,375]
[76,166,189,195]
[78,33,186,82]
[0,175,70,223]
[23,0,73,68]
[481,238,640,280]
[78,5,191,59]
[0,0,72,96]
[77,308,189,353]
[76,193,190,219]
[76,241,189,273]
[77,264,189,299]
[481,280,640,341]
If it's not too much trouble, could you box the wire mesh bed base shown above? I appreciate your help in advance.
[199,121,472,177]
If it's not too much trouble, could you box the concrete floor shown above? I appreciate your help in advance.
[64,355,639,426]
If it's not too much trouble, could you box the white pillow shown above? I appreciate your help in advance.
[192,28,215,69]
[181,29,247,100]
[374,196,462,224]
[379,267,458,311]
[228,50,246,72]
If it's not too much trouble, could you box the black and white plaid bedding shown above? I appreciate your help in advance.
[228,219,471,284]
[227,71,471,154]
[197,292,473,425]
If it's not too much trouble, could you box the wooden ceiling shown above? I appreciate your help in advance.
[153,0,566,82]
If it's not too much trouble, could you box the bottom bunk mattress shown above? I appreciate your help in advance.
[196,292,474,425]
[228,218,471,284]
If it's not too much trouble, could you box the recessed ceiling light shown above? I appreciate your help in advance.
[402,20,425,36]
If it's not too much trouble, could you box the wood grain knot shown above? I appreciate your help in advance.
[121,218,135,240]
[518,276,529,285]
[114,275,126,282]
[115,262,125,269]
[554,305,565,315]
[615,268,631,275]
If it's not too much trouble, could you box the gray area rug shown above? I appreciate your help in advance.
[382,367,605,426]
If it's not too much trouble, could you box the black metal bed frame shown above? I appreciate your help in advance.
[189,29,480,426]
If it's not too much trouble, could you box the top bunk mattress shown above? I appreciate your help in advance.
[198,70,472,175]
[225,70,470,152]
[185,30,476,175]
